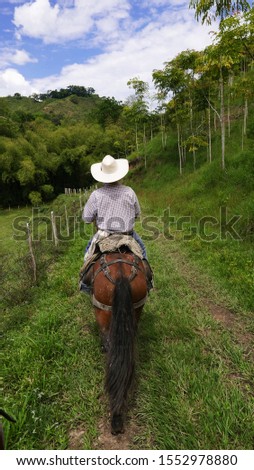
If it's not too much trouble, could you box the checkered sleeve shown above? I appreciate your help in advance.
[133,190,141,218]
[82,191,97,223]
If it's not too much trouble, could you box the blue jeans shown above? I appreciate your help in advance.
[84,231,147,259]
[132,231,147,258]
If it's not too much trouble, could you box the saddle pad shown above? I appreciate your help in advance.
[98,234,142,259]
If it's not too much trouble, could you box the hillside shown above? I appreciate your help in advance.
[1,77,254,314]
[1,93,102,122]
[0,90,125,207]
[127,116,254,312]
[1,99,254,447]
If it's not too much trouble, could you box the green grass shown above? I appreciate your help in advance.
[2,206,254,449]
[128,137,254,312]
[134,237,254,449]
[2,233,102,450]
[0,208,32,255]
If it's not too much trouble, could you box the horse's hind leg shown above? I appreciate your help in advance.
[95,308,111,352]
[100,331,110,353]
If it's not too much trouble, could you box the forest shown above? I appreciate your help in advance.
[0,8,254,208]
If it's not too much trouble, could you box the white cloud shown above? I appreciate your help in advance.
[13,0,131,44]
[0,68,35,96]
[0,48,37,68]
[29,9,215,101]
[140,0,186,6]
[0,2,217,99]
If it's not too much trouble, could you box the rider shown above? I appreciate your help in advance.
[80,154,153,292]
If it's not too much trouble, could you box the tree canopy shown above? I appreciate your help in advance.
[1,8,254,206]
[189,0,251,24]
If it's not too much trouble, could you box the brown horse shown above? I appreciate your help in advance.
[91,250,148,435]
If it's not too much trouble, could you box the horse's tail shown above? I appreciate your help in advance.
[105,275,136,419]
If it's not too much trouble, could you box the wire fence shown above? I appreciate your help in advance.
[0,187,95,310]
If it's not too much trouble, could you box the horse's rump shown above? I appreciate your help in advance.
[92,251,147,320]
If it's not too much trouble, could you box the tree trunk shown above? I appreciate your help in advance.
[135,121,139,152]
[189,95,196,171]
[207,105,212,163]
[177,123,182,175]
[143,122,147,169]
[220,67,225,170]
[150,122,153,141]
[161,113,166,149]
[243,97,248,137]
[227,93,231,138]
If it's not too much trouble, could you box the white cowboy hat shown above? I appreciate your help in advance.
[91,155,129,183]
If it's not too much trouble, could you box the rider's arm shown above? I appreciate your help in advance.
[82,191,97,224]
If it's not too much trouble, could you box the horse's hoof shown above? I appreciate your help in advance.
[111,414,124,435]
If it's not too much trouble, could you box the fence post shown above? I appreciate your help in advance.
[26,222,37,282]
[51,211,58,246]
[64,205,70,237]
[79,194,83,212]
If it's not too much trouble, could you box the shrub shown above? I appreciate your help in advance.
[29,191,42,206]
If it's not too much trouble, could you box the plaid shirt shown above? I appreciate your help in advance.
[82,184,141,232]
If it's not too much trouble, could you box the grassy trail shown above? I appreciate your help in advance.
[2,215,254,449]
[138,238,254,449]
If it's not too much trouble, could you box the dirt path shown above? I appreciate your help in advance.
[70,241,254,450]
[168,245,254,361]
[95,417,141,450]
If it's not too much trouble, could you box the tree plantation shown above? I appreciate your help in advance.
[1,8,254,207]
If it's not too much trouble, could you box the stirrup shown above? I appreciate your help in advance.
[142,259,154,291]
[79,280,92,295]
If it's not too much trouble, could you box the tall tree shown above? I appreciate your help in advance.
[96,97,123,128]
[153,58,187,173]
[216,9,254,144]
[126,77,149,166]
[153,50,205,172]
[189,0,251,24]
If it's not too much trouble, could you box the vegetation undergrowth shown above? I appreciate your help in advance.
[2,205,254,449]
[2,234,104,450]
[128,130,254,312]
[134,237,254,449]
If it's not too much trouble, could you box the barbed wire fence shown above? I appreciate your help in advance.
[1,186,95,310]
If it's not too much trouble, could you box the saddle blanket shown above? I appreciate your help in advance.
[80,232,143,276]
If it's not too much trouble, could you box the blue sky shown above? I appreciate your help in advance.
[0,0,216,100]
